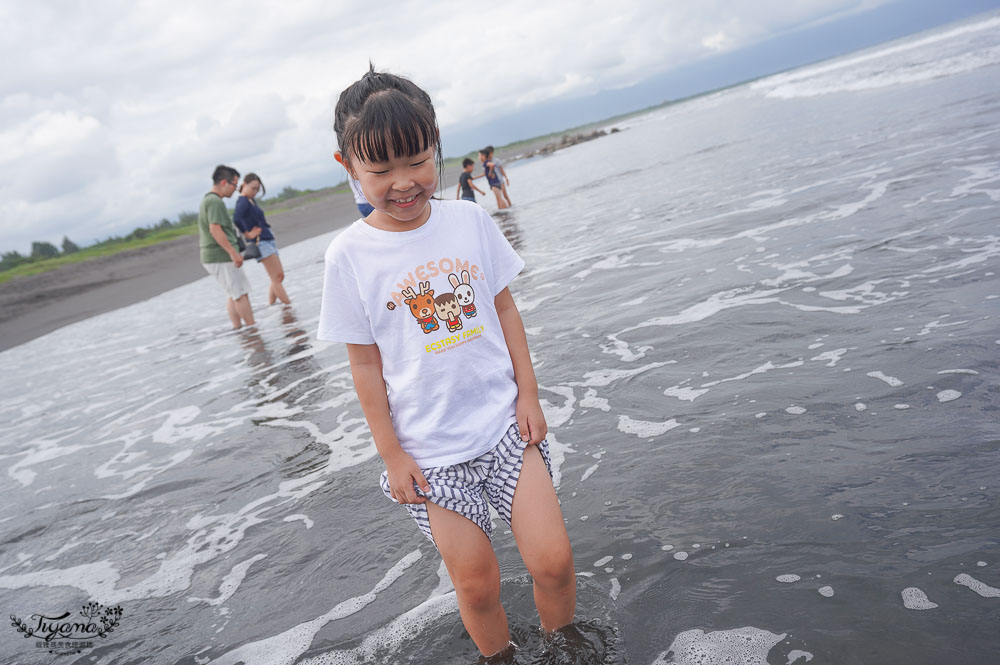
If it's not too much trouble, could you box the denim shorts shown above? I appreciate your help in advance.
[380,423,552,547]
[256,239,278,262]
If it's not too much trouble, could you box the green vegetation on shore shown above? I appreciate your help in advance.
[0,225,203,284]
[0,66,786,288]
[0,183,348,285]
[2,99,666,287]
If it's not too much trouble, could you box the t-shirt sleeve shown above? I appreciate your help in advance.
[480,209,525,295]
[232,198,249,233]
[317,258,376,344]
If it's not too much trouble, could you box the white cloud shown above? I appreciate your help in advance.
[0,111,118,207]
[0,0,895,253]
[702,31,730,50]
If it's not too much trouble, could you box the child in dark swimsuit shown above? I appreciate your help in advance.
[486,145,512,207]
[479,148,509,209]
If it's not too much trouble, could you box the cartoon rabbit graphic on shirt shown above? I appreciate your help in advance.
[400,271,476,335]
[449,271,477,319]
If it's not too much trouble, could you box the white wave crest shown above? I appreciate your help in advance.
[752,16,1000,99]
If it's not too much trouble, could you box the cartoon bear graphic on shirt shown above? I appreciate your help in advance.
[401,282,439,334]
[397,269,481,336]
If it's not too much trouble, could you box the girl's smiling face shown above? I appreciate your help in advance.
[350,144,438,231]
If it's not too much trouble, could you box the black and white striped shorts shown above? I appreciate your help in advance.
[379,423,553,547]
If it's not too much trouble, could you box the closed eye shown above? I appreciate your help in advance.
[410,159,428,167]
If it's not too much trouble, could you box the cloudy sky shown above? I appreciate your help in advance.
[1,0,994,255]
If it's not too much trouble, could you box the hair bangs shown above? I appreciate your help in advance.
[346,90,436,165]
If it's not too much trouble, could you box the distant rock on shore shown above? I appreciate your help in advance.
[518,127,621,159]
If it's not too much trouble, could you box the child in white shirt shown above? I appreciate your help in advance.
[317,67,576,660]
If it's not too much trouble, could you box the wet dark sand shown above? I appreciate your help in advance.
[0,140,557,353]
[0,189,361,353]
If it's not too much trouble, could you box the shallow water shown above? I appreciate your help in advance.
[3,12,1000,665]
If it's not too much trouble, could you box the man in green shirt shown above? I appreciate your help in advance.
[199,165,255,328]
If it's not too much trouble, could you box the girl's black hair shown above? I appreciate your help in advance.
[242,172,265,197]
[334,65,444,190]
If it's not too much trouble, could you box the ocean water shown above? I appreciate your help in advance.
[2,13,1000,665]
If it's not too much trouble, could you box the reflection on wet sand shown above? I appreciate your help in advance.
[493,209,524,254]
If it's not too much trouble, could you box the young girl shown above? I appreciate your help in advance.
[233,173,291,305]
[318,68,576,659]
[478,148,509,210]
[485,145,513,208]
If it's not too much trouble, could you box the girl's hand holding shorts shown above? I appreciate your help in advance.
[384,449,431,504]
[516,396,548,444]
[380,424,553,547]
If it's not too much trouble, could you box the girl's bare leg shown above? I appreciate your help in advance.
[501,182,512,207]
[261,255,290,304]
[492,187,508,209]
[510,445,576,631]
[426,502,511,657]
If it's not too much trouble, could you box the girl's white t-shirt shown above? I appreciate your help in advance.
[317,199,525,468]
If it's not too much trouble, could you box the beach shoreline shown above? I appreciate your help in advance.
[0,188,361,353]
[0,131,608,353]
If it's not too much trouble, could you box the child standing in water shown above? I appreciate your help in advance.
[456,157,486,202]
[485,145,513,207]
[479,148,509,210]
[318,67,576,660]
